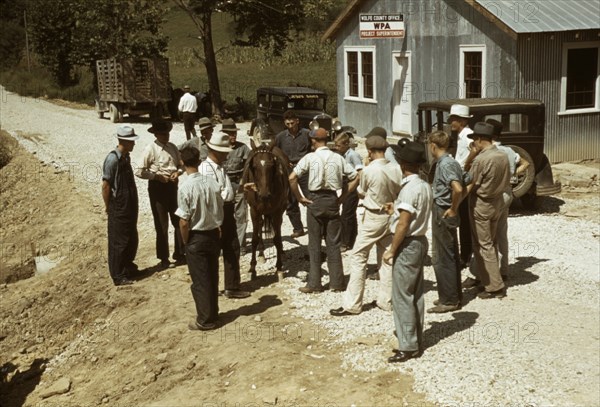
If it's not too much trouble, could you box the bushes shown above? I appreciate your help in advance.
[0,131,17,169]
[0,67,95,105]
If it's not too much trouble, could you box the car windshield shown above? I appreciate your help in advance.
[286,95,325,110]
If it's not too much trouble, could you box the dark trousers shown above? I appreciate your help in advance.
[107,209,138,283]
[222,202,241,290]
[306,191,344,290]
[458,199,472,266]
[182,112,197,140]
[287,173,308,232]
[149,180,184,262]
[186,230,220,325]
[340,189,359,249]
[431,205,462,305]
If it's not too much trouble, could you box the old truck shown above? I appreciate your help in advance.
[95,58,171,123]
[249,86,353,147]
[415,98,562,208]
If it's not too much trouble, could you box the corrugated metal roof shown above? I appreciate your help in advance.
[475,0,600,33]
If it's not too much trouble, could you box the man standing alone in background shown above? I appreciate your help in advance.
[179,85,198,140]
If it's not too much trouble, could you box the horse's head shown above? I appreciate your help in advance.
[247,143,282,200]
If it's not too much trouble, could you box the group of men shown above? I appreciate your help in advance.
[101,103,524,360]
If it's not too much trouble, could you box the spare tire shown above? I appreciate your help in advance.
[506,144,535,199]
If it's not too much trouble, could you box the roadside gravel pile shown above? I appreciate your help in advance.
[2,86,598,406]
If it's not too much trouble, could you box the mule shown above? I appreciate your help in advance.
[242,140,289,280]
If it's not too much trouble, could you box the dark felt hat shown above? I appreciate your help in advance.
[221,118,240,132]
[365,135,388,150]
[148,121,173,134]
[393,141,426,164]
[485,118,503,137]
[468,122,495,139]
[365,126,388,139]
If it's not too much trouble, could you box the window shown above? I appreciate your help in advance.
[464,52,482,98]
[345,47,376,101]
[484,114,529,133]
[270,95,285,111]
[459,45,487,98]
[561,42,600,113]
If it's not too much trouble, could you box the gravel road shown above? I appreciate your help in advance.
[1,86,599,406]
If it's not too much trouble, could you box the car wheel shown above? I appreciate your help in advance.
[506,145,535,199]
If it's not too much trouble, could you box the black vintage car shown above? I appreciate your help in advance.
[249,87,342,145]
[415,98,561,208]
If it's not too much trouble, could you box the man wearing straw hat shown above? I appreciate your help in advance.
[102,125,140,286]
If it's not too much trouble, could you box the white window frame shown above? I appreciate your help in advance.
[459,44,487,98]
[344,46,377,103]
[559,41,600,116]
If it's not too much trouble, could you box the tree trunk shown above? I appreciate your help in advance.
[201,12,223,117]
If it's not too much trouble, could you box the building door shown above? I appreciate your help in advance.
[392,52,412,136]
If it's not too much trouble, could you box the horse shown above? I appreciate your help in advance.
[241,140,290,280]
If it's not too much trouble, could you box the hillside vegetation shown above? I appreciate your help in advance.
[0,4,338,116]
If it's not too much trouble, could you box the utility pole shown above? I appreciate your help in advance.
[24,9,31,72]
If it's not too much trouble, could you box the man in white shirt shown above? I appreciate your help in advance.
[135,121,185,270]
[178,85,198,140]
[198,132,250,299]
[289,128,359,294]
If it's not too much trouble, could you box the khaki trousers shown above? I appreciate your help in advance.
[342,210,393,313]
[469,196,505,292]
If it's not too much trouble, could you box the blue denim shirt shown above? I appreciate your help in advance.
[432,153,463,208]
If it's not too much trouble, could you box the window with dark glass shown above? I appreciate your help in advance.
[347,52,359,97]
[362,52,373,99]
[566,47,598,109]
[464,52,482,98]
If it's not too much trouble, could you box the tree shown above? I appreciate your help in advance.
[0,0,27,70]
[26,0,168,87]
[27,0,77,86]
[172,0,224,116]
[172,0,311,116]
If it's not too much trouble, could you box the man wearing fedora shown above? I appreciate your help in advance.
[463,119,529,285]
[178,117,214,162]
[178,85,198,140]
[199,131,250,299]
[461,122,511,299]
[383,141,432,363]
[221,118,251,250]
[102,125,140,286]
[136,120,186,270]
[448,104,474,271]
[290,128,359,294]
[330,135,401,316]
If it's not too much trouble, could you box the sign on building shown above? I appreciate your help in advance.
[359,14,405,39]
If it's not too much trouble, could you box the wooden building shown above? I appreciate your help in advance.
[323,0,600,162]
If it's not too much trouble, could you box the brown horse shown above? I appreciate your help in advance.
[242,141,290,280]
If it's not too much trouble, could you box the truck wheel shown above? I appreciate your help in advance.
[109,104,123,123]
[95,100,104,119]
[506,145,535,199]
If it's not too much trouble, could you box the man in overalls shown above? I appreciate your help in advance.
[102,125,140,286]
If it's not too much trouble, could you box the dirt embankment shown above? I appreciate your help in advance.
[0,130,427,407]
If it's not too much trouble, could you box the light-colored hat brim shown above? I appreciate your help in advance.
[448,114,473,119]
[207,143,232,152]
[116,134,140,141]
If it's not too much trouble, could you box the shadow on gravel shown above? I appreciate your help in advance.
[423,311,479,350]
[509,196,565,217]
[506,256,545,288]
[218,294,283,325]
[0,358,48,407]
